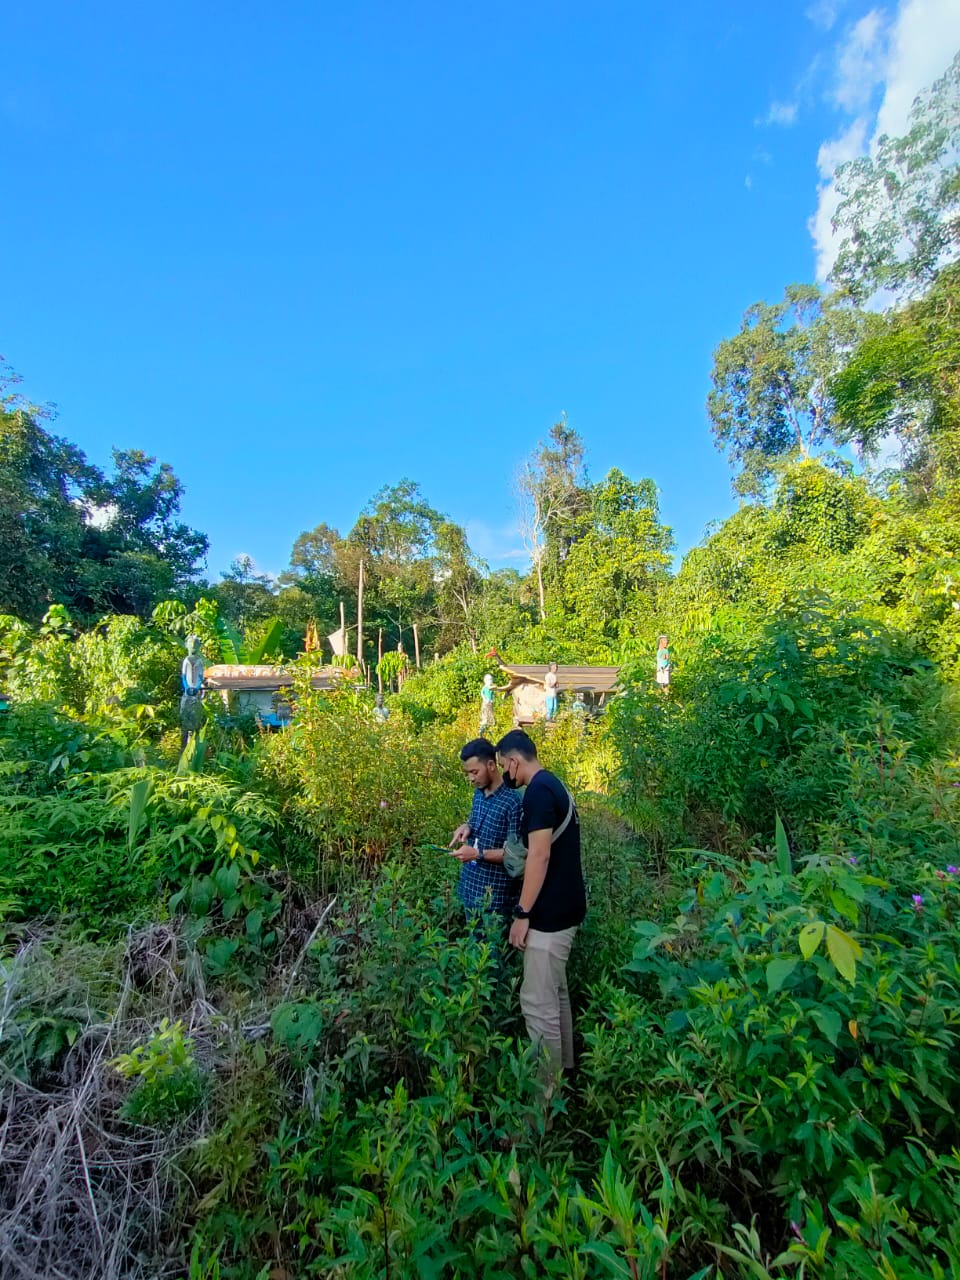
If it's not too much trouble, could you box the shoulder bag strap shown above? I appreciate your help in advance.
[550,786,575,845]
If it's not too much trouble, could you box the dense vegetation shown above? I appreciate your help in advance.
[1,54,959,1280]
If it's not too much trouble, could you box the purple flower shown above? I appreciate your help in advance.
[912,894,924,911]
[947,866,959,875]
[847,855,859,867]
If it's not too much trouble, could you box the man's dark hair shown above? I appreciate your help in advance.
[459,737,497,763]
[494,729,538,760]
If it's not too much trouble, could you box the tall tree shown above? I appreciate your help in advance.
[0,367,207,619]
[830,52,960,303]
[517,418,589,618]
[434,519,486,648]
[830,261,960,501]
[707,285,868,496]
[349,479,446,644]
[558,468,674,641]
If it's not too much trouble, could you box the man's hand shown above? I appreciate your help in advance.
[452,844,479,862]
[450,824,471,847]
[509,918,530,950]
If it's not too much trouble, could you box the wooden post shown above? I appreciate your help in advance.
[377,627,383,693]
[356,558,365,671]
[413,623,421,668]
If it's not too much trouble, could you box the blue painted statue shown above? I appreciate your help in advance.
[179,634,205,746]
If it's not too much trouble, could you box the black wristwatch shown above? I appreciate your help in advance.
[513,904,531,920]
[474,848,486,863]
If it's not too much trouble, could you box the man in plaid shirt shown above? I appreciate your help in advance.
[449,738,523,919]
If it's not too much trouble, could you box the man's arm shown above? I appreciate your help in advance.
[509,827,551,949]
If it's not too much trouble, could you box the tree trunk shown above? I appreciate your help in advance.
[356,558,365,671]
[377,627,383,693]
[536,559,546,621]
[413,623,421,668]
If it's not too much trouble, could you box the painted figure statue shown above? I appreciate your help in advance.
[179,634,205,746]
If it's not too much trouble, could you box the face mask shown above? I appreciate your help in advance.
[501,766,519,789]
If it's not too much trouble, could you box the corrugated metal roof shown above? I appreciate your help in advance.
[500,664,620,693]
[204,664,353,691]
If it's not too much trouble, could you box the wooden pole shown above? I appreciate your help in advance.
[413,623,421,668]
[356,558,365,671]
[377,627,384,693]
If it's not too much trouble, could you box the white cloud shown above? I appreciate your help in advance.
[807,0,842,30]
[745,174,754,189]
[809,118,870,280]
[809,0,960,282]
[761,100,800,126]
[832,9,888,111]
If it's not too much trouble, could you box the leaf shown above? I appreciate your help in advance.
[203,937,240,975]
[774,812,792,876]
[766,957,798,994]
[664,1009,689,1033]
[753,713,764,734]
[246,617,285,664]
[826,925,861,984]
[214,863,241,899]
[830,888,859,925]
[127,777,152,852]
[799,921,826,960]
[848,1019,858,1040]
[812,1006,841,1045]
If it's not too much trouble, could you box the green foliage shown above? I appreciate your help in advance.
[611,591,956,848]
[831,261,960,500]
[0,375,206,621]
[707,285,867,495]
[555,468,674,646]
[580,815,960,1272]
[392,648,492,724]
[259,687,467,873]
[830,50,960,302]
[2,606,182,733]
[114,1018,208,1127]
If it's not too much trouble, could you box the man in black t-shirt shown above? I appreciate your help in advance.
[495,729,586,1073]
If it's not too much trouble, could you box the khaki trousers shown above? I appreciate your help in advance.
[520,926,578,1071]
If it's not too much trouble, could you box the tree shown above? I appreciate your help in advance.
[517,418,589,618]
[830,52,960,303]
[433,520,486,649]
[282,522,343,584]
[558,469,674,642]
[0,366,207,620]
[215,556,278,631]
[830,261,960,501]
[76,449,208,614]
[707,285,868,496]
[348,479,446,649]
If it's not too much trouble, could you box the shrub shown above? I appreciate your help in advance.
[258,688,468,874]
[610,591,957,851]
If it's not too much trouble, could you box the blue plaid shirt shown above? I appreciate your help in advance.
[457,783,523,915]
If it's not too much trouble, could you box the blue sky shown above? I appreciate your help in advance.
[3,0,957,578]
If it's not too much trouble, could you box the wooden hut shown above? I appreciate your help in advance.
[203,664,356,726]
[499,663,620,725]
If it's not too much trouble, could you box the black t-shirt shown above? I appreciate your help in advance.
[520,769,586,932]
